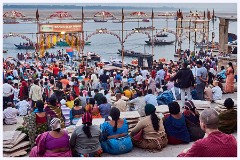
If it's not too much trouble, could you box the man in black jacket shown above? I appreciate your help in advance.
[171,62,195,107]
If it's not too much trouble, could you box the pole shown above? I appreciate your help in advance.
[121,8,124,68]
[175,18,177,54]
[194,20,197,53]
[151,9,154,59]
[206,19,210,51]
[81,7,84,66]
[189,19,191,49]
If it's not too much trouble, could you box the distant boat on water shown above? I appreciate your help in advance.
[145,39,175,45]
[117,49,153,57]
[14,44,35,50]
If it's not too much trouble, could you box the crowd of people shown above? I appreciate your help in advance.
[2,49,237,157]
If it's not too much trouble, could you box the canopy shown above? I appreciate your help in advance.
[130,11,147,17]
[94,11,113,17]
[3,10,26,18]
[49,11,72,19]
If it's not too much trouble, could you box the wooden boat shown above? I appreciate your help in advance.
[3,50,7,53]
[14,44,35,50]
[196,41,219,48]
[94,19,108,22]
[56,41,91,47]
[156,33,168,37]
[142,19,150,22]
[112,20,124,23]
[110,58,123,68]
[87,52,101,61]
[145,39,175,45]
[117,49,153,58]
[134,26,155,30]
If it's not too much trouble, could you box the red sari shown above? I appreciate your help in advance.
[225,67,234,93]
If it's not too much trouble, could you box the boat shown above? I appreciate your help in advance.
[156,33,168,37]
[87,52,101,61]
[110,58,123,68]
[3,19,19,24]
[142,19,150,22]
[85,41,91,45]
[134,26,155,30]
[117,49,153,58]
[94,19,108,22]
[3,50,8,53]
[56,41,91,47]
[112,20,124,23]
[14,44,35,50]
[196,41,219,48]
[145,39,175,45]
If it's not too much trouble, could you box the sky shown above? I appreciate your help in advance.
[4,3,237,12]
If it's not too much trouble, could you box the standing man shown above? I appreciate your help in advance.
[99,70,110,91]
[196,60,208,100]
[155,66,165,86]
[171,62,195,107]
[3,79,14,110]
[29,80,42,110]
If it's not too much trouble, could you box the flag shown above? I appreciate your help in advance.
[180,10,183,19]
[151,9,154,19]
[36,9,39,21]
[82,7,84,20]
[122,8,124,20]
[212,9,215,19]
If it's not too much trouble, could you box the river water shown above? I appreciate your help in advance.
[3,17,237,63]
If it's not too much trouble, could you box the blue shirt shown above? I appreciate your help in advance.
[144,94,158,106]
[196,67,207,84]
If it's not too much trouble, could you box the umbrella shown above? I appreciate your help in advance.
[94,11,113,21]
[130,11,148,28]
[49,11,72,19]
[3,10,26,18]
[94,11,113,17]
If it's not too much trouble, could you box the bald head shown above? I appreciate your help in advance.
[200,108,219,129]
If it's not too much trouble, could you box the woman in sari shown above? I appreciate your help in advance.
[19,81,28,101]
[70,112,102,157]
[183,100,205,141]
[163,101,190,144]
[225,62,235,93]
[85,98,102,118]
[100,107,132,155]
[17,100,48,148]
[45,96,65,128]
[130,104,168,151]
[29,118,72,157]
[70,99,85,125]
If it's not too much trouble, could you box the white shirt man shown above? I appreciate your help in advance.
[141,69,149,80]
[3,106,19,125]
[3,82,14,97]
[15,100,30,116]
[13,69,18,78]
[212,86,222,101]
[136,74,144,85]
[91,73,98,89]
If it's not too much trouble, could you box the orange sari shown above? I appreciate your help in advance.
[225,67,235,93]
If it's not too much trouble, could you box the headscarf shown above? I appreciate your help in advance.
[50,118,61,130]
[184,100,196,110]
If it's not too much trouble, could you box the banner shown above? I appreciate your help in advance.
[39,23,82,33]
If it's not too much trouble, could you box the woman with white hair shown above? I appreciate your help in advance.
[29,118,72,157]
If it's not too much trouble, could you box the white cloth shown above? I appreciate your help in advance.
[15,100,29,116]
[29,84,43,101]
[13,69,18,77]
[13,88,20,101]
[3,107,19,125]
[91,74,98,84]
[136,75,144,84]
[212,86,223,101]
[128,96,146,117]
[3,83,14,97]
[191,66,198,77]
[141,70,149,80]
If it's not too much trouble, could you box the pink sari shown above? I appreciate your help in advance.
[225,67,235,93]
[29,131,72,157]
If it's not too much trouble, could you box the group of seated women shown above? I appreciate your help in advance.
[27,97,235,157]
